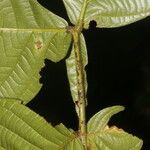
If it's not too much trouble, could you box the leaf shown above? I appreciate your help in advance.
[66,34,88,105]
[0,146,5,150]
[88,127,143,150]
[0,0,71,104]
[0,101,143,149]
[0,99,84,150]
[63,0,82,26]
[87,106,143,150]
[63,0,150,28]
[88,106,124,133]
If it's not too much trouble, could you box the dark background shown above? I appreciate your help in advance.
[28,1,150,149]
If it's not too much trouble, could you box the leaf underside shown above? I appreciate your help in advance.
[88,129,142,150]
[0,101,142,150]
[63,0,150,28]
[87,106,143,150]
[0,99,84,150]
[0,0,145,149]
[0,0,71,104]
[87,106,125,133]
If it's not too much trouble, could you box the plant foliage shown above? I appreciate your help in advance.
[0,0,71,104]
[0,0,149,149]
[0,99,84,149]
[0,100,143,149]
[63,0,150,28]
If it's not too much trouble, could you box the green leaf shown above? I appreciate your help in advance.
[87,106,143,150]
[66,34,88,105]
[0,0,71,104]
[0,99,84,150]
[88,106,124,133]
[0,146,5,150]
[88,127,143,150]
[63,0,150,28]
[63,0,81,26]
[0,100,143,149]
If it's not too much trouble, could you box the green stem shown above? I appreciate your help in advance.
[72,29,87,148]
[74,0,88,149]
[75,1,89,149]
[68,0,88,149]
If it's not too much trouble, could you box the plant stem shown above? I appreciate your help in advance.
[74,0,88,149]
[69,28,87,149]
[72,29,87,148]
[68,0,88,149]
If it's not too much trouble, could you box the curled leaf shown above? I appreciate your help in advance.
[87,106,143,150]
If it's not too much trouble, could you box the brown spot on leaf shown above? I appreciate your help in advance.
[35,40,43,49]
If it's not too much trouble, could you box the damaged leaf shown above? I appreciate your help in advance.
[0,0,71,104]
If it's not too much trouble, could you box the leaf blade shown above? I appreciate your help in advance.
[0,0,72,103]
[87,106,143,150]
[63,0,82,25]
[1,0,68,28]
[0,99,84,150]
[85,0,150,28]
[88,106,124,133]
[63,0,150,28]
[88,127,143,150]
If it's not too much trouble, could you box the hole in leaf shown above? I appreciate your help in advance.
[28,60,78,130]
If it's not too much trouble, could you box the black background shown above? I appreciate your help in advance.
[28,1,150,149]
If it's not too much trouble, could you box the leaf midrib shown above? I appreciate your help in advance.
[0,28,67,33]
